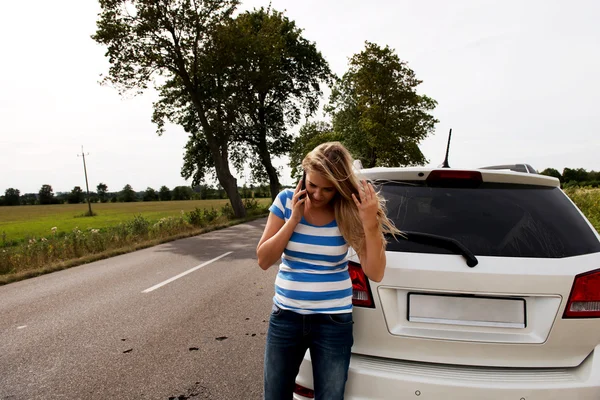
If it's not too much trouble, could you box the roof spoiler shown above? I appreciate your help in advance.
[479,164,538,174]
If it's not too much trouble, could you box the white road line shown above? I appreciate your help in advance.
[17,325,27,329]
[142,252,233,293]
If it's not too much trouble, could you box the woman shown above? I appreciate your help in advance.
[256,142,400,400]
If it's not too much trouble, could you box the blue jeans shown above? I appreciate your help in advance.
[264,304,354,400]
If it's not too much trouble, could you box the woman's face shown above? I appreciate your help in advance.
[305,171,337,208]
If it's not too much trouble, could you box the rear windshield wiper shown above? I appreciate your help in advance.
[387,231,479,268]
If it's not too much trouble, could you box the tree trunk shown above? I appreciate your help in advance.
[189,96,246,219]
[257,98,281,202]
[257,137,281,202]
[212,147,246,218]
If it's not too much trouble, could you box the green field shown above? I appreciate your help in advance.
[0,199,271,245]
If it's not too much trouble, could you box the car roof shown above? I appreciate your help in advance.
[358,166,561,188]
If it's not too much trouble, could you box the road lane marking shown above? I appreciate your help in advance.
[17,325,27,329]
[142,252,233,293]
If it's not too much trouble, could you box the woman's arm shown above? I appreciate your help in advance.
[358,224,386,282]
[256,214,297,270]
[352,180,387,282]
[256,183,306,270]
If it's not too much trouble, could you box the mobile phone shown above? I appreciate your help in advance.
[299,171,306,200]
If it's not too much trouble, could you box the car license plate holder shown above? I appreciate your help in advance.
[408,293,526,329]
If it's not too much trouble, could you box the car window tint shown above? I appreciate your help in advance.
[380,182,600,258]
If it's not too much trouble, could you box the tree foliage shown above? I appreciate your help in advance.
[68,186,85,204]
[172,185,194,200]
[120,184,137,202]
[177,7,332,200]
[159,185,172,201]
[97,183,109,203]
[143,187,159,202]
[39,184,55,205]
[540,168,562,182]
[288,121,341,179]
[93,0,248,217]
[4,188,20,206]
[328,41,438,168]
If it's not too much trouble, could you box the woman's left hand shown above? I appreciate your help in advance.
[352,180,379,229]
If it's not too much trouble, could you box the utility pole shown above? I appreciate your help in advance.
[77,146,93,216]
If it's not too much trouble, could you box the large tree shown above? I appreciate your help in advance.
[120,184,137,202]
[176,7,332,201]
[97,183,108,203]
[225,8,331,200]
[4,188,20,206]
[93,0,247,217]
[540,168,562,182]
[68,186,85,204]
[39,185,55,205]
[159,185,172,201]
[143,187,159,202]
[328,41,438,168]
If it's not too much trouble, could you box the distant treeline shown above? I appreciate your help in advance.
[540,168,600,188]
[0,183,278,206]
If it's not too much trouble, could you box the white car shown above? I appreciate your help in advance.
[293,166,600,399]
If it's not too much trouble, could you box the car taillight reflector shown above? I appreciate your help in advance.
[426,170,483,182]
[294,383,315,398]
[563,268,600,318]
[349,261,375,308]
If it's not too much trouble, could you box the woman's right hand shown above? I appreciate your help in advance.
[290,180,307,224]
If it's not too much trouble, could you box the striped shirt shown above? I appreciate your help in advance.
[269,189,351,315]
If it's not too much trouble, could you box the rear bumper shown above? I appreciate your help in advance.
[294,345,600,400]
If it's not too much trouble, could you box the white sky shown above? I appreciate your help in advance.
[1,0,599,194]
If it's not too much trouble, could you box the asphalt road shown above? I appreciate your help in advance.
[0,218,276,400]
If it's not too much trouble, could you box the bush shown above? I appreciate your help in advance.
[243,198,259,211]
[127,214,150,237]
[204,207,219,222]
[220,203,235,220]
[186,207,207,227]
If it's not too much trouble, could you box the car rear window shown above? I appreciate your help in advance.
[380,182,600,258]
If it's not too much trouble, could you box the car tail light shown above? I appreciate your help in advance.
[294,383,315,398]
[563,269,600,318]
[349,261,375,308]
[426,170,483,182]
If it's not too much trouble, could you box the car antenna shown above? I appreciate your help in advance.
[440,128,452,168]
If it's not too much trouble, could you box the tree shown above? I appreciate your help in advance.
[159,186,172,201]
[540,168,562,182]
[39,184,55,205]
[20,193,37,205]
[219,8,332,200]
[563,168,589,183]
[4,188,20,206]
[97,183,108,203]
[120,184,137,203]
[172,185,194,200]
[156,7,331,202]
[328,41,438,168]
[68,186,85,204]
[143,187,159,202]
[288,121,342,179]
[93,0,250,217]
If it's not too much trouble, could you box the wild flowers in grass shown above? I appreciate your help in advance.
[0,201,269,277]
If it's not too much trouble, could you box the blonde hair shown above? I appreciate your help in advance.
[302,142,403,254]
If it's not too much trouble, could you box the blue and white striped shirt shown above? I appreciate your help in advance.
[269,189,351,314]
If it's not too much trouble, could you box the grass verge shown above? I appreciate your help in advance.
[0,198,268,286]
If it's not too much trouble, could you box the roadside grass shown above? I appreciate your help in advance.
[0,199,270,246]
[564,187,600,233]
[0,198,269,285]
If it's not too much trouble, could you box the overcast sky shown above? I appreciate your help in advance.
[1,0,599,194]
